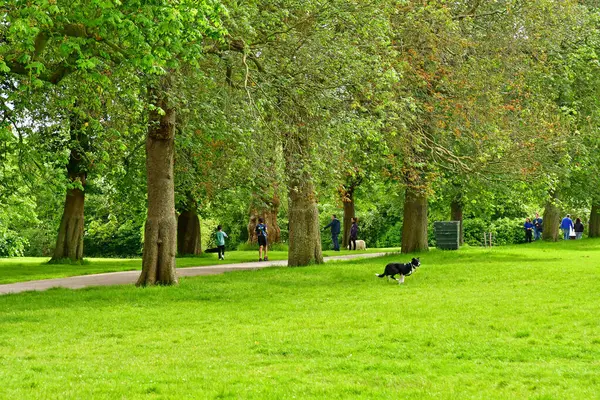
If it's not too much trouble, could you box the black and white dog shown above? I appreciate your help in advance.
[375,258,420,284]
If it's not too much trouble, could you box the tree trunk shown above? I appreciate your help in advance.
[342,189,355,248]
[248,193,281,245]
[589,203,600,238]
[51,112,88,263]
[177,209,201,256]
[542,194,560,242]
[137,87,178,286]
[450,198,464,246]
[284,133,323,267]
[52,181,85,262]
[401,187,429,253]
[287,181,323,266]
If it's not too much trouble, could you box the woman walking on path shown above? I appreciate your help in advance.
[524,218,534,243]
[349,217,358,250]
[574,218,584,239]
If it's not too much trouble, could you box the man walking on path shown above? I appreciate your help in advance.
[560,214,574,240]
[533,213,543,241]
[323,214,341,251]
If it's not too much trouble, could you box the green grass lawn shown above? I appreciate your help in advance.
[1,240,599,399]
[0,248,398,285]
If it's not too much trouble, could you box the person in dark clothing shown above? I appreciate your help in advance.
[533,212,543,240]
[349,217,358,250]
[323,214,341,251]
[574,218,584,240]
[256,218,268,261]
[524,218,534,243]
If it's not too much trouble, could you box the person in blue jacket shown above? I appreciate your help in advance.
[533,212,543,240]
[323,214,341,251]
[524,218,534,243]
[560,214,574,240]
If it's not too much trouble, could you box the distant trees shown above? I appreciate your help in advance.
[3,0,600,281]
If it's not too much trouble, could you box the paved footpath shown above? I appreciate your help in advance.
[0,252,390,295]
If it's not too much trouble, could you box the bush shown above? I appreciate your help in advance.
[491,217,526,246]
[463,218,489,246]
[0,229,28,257]
[463,217,526,246]
[84,216,143,257]
[23,225,56,257]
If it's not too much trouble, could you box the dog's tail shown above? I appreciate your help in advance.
[375,273,385,278]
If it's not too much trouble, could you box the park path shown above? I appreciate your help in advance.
[0,252,390,295]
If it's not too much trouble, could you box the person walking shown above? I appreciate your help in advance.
[533,212,543,241]
[349,217,358,250]
[323,214,341,251]
[524,218,534,243]
[216,225,228,260]
[560,214,574,241]
[256,218,268,261]
[574,218,584,239]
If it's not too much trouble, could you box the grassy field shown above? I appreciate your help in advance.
[0,248,398,285]
[0,240,599,399]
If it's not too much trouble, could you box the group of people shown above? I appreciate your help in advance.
[524,213,585,242]
[523,213,544,243]
[214,214,359,261]
[323,214,359,251]
[215,218,269,261]
[559,214,585,240]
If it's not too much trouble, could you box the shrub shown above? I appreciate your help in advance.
[463,217,526,246]
[0,229,28,257]
[23,225,56,257]
[491,217,526,246]
[463,218,488,246]
[84,216,143,257]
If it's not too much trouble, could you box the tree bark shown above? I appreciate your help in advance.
[52,178,85,262]
[589,203,600,238]
[137,86,178,286]
[51,113,87,263]
[284,133,323,267]
[450,198,464,246]
[177,209,201,256]
[342,189,355,248]
[287,180,323,266]
[248,193,281,245]
[401,187,429,253]
[542,194,560,241]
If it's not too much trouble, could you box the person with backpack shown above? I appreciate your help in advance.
[256,218,268,261]
[216,225,228,260]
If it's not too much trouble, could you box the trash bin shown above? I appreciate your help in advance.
[434,221,460,250]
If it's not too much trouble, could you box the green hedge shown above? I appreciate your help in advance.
[463,217,526,246]
[0,228,28,257]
